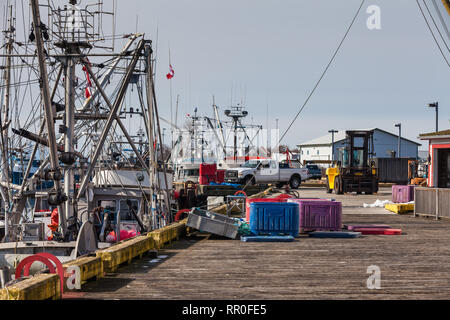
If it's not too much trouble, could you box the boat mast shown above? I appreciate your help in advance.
[0,4,14,241]
[30,0,66,235]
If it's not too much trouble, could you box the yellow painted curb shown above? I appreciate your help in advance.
[96,235,155,273]
[147,220,186,249]
[62,256,103,286]
[0,274,60,300]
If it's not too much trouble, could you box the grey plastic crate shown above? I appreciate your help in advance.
[187,208,239,239]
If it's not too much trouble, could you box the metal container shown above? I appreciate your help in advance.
[392,185,415,203]
[21,222,45,241]
[288,199,342,233]
[245,198,287,222]
[374,158,415,184]
[249,202,299,237]
[187,208,239,239]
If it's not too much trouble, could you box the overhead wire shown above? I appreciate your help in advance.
[422,0,450,53]
[416,0,450,68]
[278,0,366,144]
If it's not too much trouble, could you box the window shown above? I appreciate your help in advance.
[307,150,309,155]
[119,199,139,221]
[317,150,320,155]
[271,161,277,169]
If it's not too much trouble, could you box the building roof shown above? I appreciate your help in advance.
[419,129,450,140]
[298,128,421,147]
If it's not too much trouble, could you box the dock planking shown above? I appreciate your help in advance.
[71,214,450,300]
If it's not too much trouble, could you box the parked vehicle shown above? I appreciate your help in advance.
[225,159,309,189]
[306,164,322,180]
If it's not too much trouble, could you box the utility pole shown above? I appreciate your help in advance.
[328,129,338,162]
[395,123,401,158]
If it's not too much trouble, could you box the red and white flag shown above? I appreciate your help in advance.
[166,64,174,79]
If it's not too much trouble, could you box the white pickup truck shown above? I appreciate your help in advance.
[224,159,309,189]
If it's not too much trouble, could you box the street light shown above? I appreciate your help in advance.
[394,123,401,158]
[427,102,439,132]
[328,129,338,162]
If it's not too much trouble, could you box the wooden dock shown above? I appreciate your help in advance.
[70,213,450,300]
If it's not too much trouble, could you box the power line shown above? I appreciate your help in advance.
[431,0,450,40]
[416,0,450,68]
[422,0,450,54]
[278,0,365,144]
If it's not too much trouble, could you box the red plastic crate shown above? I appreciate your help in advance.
[216,170,225,184]
[199,163,217,185]
[199,163,217,176]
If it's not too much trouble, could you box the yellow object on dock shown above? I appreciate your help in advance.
[96,235,156,273]
[0,274,60,300]
[62,256,103,286]
[148,220,187,249]
[385,203,414,214]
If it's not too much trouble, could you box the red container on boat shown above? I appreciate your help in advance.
[245,198,287,222]
[392,185,415,203]
[199,163,217,185]
[353,227,402,235]
[288,199,342,233]
[216,170,225,184]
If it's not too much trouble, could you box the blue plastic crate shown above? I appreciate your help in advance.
[249,202,299,237]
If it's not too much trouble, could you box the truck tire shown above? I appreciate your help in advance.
[334,176,343,195]
[289,176,301,189]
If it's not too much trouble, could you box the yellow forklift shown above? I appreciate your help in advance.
[326,130,378,195]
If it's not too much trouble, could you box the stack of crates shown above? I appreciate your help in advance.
[199,163,217,185]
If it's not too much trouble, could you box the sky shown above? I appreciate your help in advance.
[3,0,450,152]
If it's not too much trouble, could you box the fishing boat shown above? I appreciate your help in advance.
[0,0,172,279]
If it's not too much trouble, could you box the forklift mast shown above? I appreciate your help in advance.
[340,130,375,173]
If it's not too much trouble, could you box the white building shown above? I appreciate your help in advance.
[297,128,421,165]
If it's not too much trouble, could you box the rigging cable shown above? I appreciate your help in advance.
[278,0,365,144]
[416,0,450,67]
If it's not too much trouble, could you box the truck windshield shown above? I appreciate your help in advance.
[241,161,259,168]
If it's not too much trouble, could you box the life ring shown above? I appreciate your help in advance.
[234,190,247,198]
[174,209,190,222]
[15,253,65,294]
